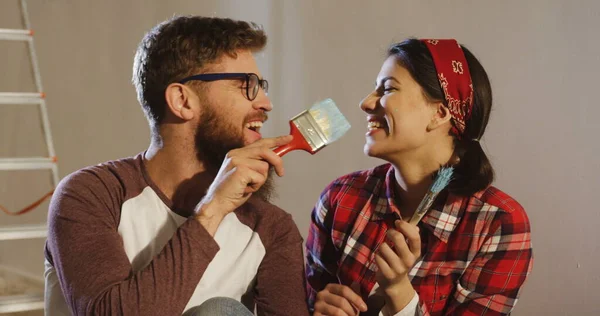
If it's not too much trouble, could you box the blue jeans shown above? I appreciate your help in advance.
[182,297,254,316]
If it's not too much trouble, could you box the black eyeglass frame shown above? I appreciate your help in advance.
[178,73,268,101]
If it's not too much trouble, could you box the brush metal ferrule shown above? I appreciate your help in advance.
[290,110,328,152]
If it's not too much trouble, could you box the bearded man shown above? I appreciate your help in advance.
[44,15,309,316]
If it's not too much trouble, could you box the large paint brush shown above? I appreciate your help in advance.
[274,98,351,157]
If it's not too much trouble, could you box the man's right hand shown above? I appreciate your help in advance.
[194,135,293,236]
[314,284,367,316]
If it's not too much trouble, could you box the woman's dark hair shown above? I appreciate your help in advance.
[388,38,494,196]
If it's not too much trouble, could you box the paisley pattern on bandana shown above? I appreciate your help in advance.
[422,39,474,137]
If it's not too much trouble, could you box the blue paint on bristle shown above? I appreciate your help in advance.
[430,166,454,193]
[308,98,351,144]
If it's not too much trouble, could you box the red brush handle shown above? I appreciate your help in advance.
[273,121,314,157]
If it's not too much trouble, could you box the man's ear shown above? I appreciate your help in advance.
[427,102,452,132]
[165,83,195,121]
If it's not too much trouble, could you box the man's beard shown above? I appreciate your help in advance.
[194,104,275,203]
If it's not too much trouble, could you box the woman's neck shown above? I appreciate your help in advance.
[388,143,454,218]
[391,159,436,218]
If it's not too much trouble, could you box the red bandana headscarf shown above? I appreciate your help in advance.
[421,39,473,138]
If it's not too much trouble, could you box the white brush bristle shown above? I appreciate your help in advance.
[307,98,351,144]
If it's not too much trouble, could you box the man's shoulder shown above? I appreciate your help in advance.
[59,154,143,189]
[239,197,301,244]
[53,153,146,210]
[245,197,293,222]
[47,155,146,240]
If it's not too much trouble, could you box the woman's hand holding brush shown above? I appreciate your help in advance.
[374,220,421,314]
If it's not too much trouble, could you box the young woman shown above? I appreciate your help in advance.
[306,39,533,316]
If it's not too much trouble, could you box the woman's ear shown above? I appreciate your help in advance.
[427,102,452,132]
[165,83,195,121]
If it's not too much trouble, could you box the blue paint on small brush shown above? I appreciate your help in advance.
[430,166,454,193]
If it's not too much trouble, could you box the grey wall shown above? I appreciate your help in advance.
[1,0,599,314]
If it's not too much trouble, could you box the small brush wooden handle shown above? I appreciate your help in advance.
[273,121,313,157]
[408,191,436,225]
[408,212,427,226]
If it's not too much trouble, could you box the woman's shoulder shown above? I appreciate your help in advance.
[468,186,530,229]
[317,164,392,211]
[475,186,526,215]
[328,163,392,188]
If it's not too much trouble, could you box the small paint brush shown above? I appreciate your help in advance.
[408,166,454,225]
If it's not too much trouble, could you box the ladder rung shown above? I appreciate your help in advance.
[0,157,56,170]
[0,92,44,105]
[0,224,47,241]
[0,28,33,41]
[0,294,44,313]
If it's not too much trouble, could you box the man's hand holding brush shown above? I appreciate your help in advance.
[194,135,293,236]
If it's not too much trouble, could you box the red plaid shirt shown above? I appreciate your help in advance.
[305,164,533,315]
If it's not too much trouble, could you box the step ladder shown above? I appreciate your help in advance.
[0,0,59,313]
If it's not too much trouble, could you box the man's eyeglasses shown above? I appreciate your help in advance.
[178,73,269,101]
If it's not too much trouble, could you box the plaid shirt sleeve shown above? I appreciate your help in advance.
[430,204,533,315]
[305,181,340,311]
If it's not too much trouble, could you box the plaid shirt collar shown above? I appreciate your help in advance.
[371,164,466,243]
